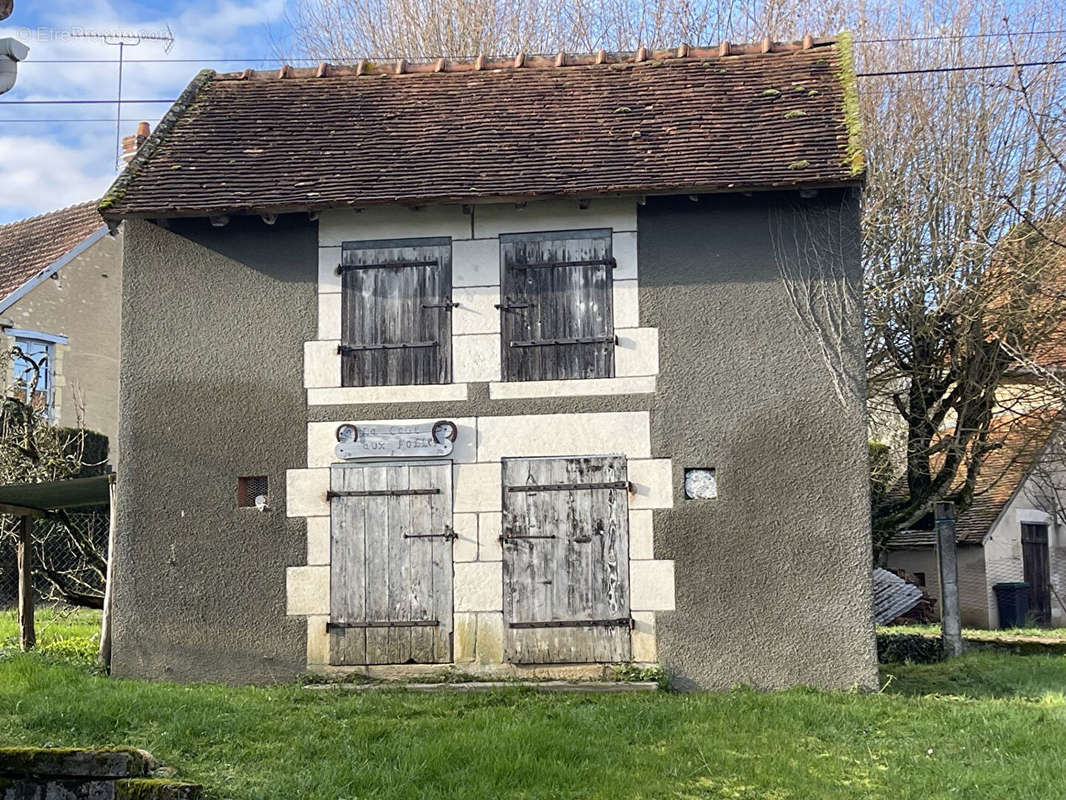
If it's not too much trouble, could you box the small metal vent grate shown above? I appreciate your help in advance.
[238,475,269,508]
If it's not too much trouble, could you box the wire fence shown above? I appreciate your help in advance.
[0,509,109,609]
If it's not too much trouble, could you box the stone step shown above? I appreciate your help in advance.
[305,679,660,692]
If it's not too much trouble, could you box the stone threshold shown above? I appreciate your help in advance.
[304,680,659,693]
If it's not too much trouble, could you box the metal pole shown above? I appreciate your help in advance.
[17,515,35,651]
[114,41,124,171]
[98,475,118,671]
[935,501,963,657]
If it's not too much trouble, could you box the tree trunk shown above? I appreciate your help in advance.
[17,515,35,651]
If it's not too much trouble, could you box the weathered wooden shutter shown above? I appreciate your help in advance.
[329,462,453,665]
[339,238,452,387]
[500,229,614,381]
[501,456,631,663]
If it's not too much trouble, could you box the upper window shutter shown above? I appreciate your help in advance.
[339,238,452,387]
[500,229,614,382]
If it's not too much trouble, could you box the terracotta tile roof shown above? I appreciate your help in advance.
[100,37,863,219]
[887,413,1061,549]
[0,202,106,302]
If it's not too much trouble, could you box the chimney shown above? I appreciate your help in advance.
[121,122,151,164]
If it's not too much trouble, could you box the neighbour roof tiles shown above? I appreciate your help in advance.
[100,37,863,219]
[888,413,1061,549]
[0,202,105,303]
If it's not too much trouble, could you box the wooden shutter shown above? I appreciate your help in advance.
[340,238,452,387]
[1021,523,1052,626]
[501,456,631,663]
[329,462,453,665]
[500,230,614,381]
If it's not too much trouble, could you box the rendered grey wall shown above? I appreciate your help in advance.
[112,216,316,683]
[639,192,878,690]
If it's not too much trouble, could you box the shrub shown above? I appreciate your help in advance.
[877,633,944,664]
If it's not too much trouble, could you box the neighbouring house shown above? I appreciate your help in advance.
[885,414,1066,628]
[98,37,877,689]
[0,202,122,449]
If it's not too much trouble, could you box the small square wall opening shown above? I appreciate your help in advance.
[238,475,269,508]
[684,468,717,500]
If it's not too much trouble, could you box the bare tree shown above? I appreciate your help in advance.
[858,1,1066,545]
[1,347,108,610]
[286,0,855,60]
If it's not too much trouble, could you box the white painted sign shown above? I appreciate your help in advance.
[334,420,457,460]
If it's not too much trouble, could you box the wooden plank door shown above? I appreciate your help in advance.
[501,456,631,663]
[329,462,453,665]
[500,229,614,381]
[340,238,452,386]
[1021,523,1052,626]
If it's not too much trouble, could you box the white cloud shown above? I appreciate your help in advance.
[0,0,289,223]
[0,135,114,216]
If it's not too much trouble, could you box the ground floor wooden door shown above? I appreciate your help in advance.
[501,456,631,664]
[1021,522,1052,626]
[328,462,453,665]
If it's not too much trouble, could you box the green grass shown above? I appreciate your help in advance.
[1,614,1065,799]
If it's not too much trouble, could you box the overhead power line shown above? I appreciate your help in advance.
[856,57,1066,77]
[18,28,1066,65]
[1,56,1064,106]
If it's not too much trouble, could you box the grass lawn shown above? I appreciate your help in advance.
[1,609,1065,799]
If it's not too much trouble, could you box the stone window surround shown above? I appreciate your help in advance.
[308,199,658,405]
[286,410,675,672]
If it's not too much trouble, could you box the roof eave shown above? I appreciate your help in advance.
[102,178,864,222]
[0,224,109,313]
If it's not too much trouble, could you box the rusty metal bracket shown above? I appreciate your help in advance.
[404,526,458,541]
[508,617,631,629]
[327,620,440,631]
[511,257,617,270]
[506,481,629,493]
[336,259,438,274]
[338,341,439,354]
[327,488,440,499]
[507,337,618,349]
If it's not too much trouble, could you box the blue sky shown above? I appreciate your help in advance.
[0,0,292,224]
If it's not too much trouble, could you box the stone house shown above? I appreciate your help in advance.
[99,37,877,689]
[886,414,1066,629]
[0,202,122,449]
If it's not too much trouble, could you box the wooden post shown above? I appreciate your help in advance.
[17,514,35,651]
[98,475,118,671]
[935,501,963,658]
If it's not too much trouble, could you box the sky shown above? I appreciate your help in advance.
[0,0,293,224]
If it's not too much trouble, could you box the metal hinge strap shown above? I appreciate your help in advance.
[511,257,616,270]
[336,259,438,274]
[421,300,459,309]
[404,526,458,541]
[508,617,631,630]
[507,481,630,493]
[508,335,616,348]
[338,341,439,354]
[499,534,557,541]
[327,620,440,631]
[327,488,440,499]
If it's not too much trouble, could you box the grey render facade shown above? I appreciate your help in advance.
[103,40,877,689]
